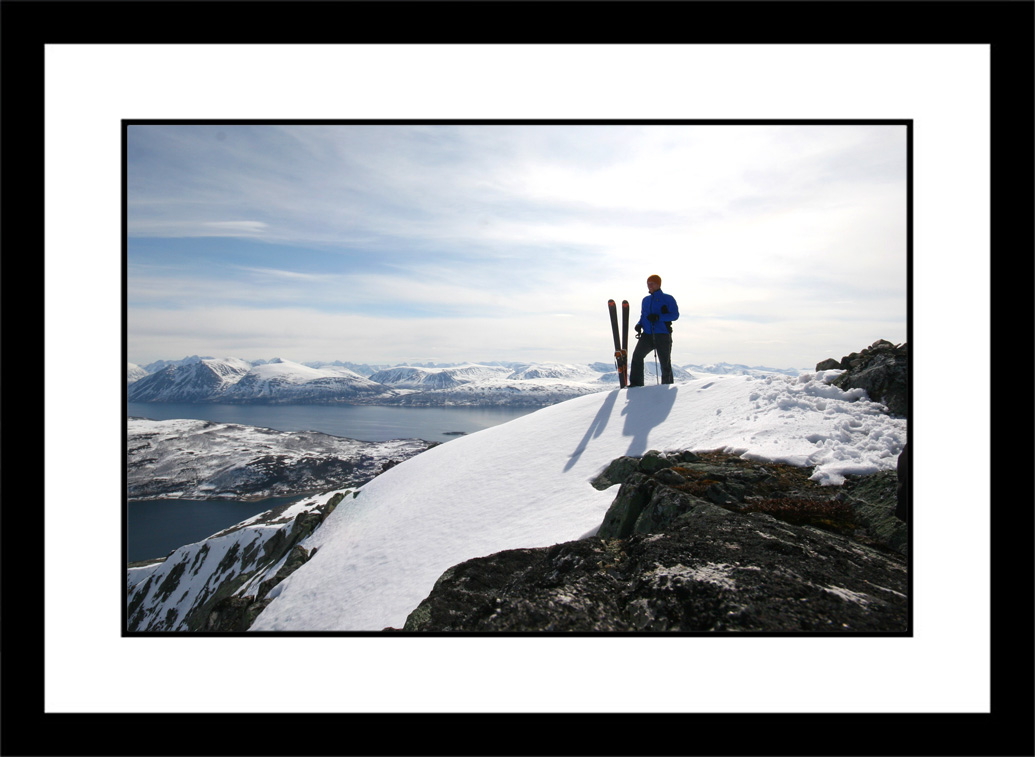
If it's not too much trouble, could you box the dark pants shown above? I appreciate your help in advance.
[629,333,673,386]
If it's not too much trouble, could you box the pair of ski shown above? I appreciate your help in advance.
[608,299,630,388]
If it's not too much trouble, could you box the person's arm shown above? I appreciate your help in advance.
[661,295,678,323]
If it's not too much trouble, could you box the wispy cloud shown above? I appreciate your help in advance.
[236,266,322,282]
[202,221,269,236]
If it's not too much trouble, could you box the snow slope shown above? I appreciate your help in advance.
[250,370,906,632]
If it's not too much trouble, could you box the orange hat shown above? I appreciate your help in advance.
[647,274,662,286]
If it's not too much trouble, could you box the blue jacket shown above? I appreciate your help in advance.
[638,290,679,335]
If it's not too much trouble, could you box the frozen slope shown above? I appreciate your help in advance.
[250,372,906,631]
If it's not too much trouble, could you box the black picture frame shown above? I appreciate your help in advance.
[3,1,1031,755]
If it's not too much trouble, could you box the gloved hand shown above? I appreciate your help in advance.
[647,314,660,323]
[635,323,643,334]
[660,305,669,314]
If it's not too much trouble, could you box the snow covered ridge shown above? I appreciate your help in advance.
[126,356,804,406]
[241,371,905,632]
[127,418,432,501]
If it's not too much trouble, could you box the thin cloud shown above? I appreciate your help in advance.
[202,221,269,236]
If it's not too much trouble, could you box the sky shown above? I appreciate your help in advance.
[126,122,908,370]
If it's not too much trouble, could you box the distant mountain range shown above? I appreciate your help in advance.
[127,355,803,407]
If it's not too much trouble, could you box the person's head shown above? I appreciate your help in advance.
[646,274,662,293]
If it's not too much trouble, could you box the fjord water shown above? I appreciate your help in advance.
[126,403,538,562]
[127,495,304,563]
[126,402,536,443]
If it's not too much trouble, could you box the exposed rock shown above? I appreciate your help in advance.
[816,340,908,417]
[590,449,700,490]
[402,451,908,633]
[200,594,273,633]
[203,545,315,632]
[596,472,658,537]
[840,469,909,555]
[896,443,910,522]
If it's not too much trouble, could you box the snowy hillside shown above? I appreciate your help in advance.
[248,370,906,631]
[127,418,431,500]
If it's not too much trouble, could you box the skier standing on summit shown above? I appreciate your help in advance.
[628,274,679,386]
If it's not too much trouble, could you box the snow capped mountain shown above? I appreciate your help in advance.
[440,363,517,382]
[127,357,254,402]
[686,361,801,377]
[244,371,906,631]
[127,355,806,406]
[368,366,462,389]
[370,363,608,406]
[367,363,512,390]
[304,360,389,377]
[127,363,149,384]
[143,355,219,373]
[505,362,601,381]
[221,358,388,404]
[387,375,606,407]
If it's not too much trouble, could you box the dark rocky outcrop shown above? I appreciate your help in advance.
[896,442,910,522]
[197,497,345,632]
[200,544,314,632]
[817,339,908,417]
[402,450,908,633]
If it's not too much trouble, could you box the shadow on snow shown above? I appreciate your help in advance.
[564,384,679,473]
